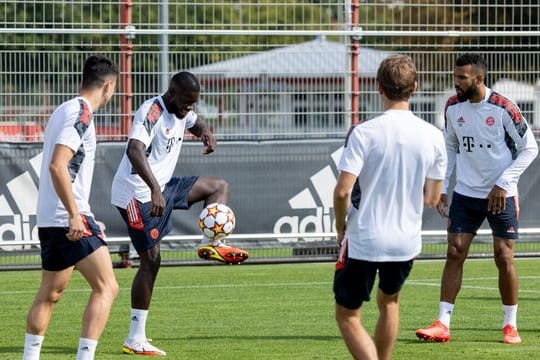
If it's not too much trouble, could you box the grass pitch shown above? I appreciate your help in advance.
[1,259,539,359]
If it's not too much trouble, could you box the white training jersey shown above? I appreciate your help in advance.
[37,97,96,227]
[339,110,447,262]
[111,95,197,208]
[443,88,538,198]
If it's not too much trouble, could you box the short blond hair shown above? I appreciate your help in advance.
[376,54,417,101]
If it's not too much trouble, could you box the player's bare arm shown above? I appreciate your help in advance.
[49,144,85,241]
[188,118,216,154]
[424,178,444,209]
[126,138,166,216]
[487,185,507,214]
[333,171,356,247]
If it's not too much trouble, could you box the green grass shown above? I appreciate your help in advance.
[1,259,540,359]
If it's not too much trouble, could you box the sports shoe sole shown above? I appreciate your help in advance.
[197,246,248,264]
[415,332,450,342]
[122,345,165,356]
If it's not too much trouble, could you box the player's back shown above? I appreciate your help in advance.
[344,109,445,261]
[37,97,96,227]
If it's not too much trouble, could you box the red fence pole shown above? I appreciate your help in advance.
[120,0,134,136]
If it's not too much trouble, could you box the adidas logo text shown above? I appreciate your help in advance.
[273,147,342,242]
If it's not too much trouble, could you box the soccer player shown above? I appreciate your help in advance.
[333,54,447,360]
[416,54,538,344]
[22,55,119,360]
[111,71,249,356]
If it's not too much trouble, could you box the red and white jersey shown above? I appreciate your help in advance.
[37,97,96,227]
[443,88,538,198]
[111,95,197,208]
[339,110,447,262]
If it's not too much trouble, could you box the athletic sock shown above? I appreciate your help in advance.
[128,308,149,341]
[438,301,454,328]
[22,333,44,360]
[76,337,97,360]
[502,304,518,328]
[200,235,213,246]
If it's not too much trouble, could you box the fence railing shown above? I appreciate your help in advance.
[2,2,540,268]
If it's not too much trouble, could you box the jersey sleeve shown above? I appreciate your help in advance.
[129,101,161,147]
[338,125,365,176]
[496,110,539,191]
[442,110,458,193]
[427,130,447,181]
[56,99,92,151]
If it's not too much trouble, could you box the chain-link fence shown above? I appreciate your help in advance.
[2,1,540,267]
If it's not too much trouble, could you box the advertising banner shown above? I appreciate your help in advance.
[1,140,540,249]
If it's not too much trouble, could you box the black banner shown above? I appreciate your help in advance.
[1,140,539,247]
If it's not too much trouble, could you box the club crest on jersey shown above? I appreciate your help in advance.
[485,116,495,126]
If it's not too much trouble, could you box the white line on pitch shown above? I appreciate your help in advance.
[0,281,332,295]
[411,275,540,282]
[406,280,540,294]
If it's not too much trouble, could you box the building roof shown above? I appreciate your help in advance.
[492,79,536,101]
[189,37,391,79]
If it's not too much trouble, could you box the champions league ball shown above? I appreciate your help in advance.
[198,203,236,241]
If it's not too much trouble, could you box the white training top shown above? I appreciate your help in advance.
[443,88,538,198]
[339,110,447,262]
[111,95,197,208]
[37,97,96,227]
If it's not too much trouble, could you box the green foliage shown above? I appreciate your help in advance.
[1,259,540,359]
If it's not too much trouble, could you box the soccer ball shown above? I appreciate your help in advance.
[198,203,235,241]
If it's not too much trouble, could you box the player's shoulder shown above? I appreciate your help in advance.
[135,96,165,124]
[486,91,523,122]
[138,96,163,112]
[49,97,89,125]
[487,90,518,108]
[444,95,461,109]
[53,97,82,114]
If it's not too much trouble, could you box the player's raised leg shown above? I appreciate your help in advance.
[189,176,249,264]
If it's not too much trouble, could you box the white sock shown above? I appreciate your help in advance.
[76,337,97,360]
[503,304,518,328]
[22,333,44,360]
[128,308,148,341]
[438,301,454,328]
[200,235,213,245]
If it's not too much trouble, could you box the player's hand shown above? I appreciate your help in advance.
[336,225,346,248]
[150,189,166,217]
[201,132,216,154]
[436,193,449,218]
[67,215,85,241]
[487,185,507,214]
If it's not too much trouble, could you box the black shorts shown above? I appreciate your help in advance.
[39,215,106,271]
[333,255,413,310]
[117,176,198,254]
[448,192,519,239]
